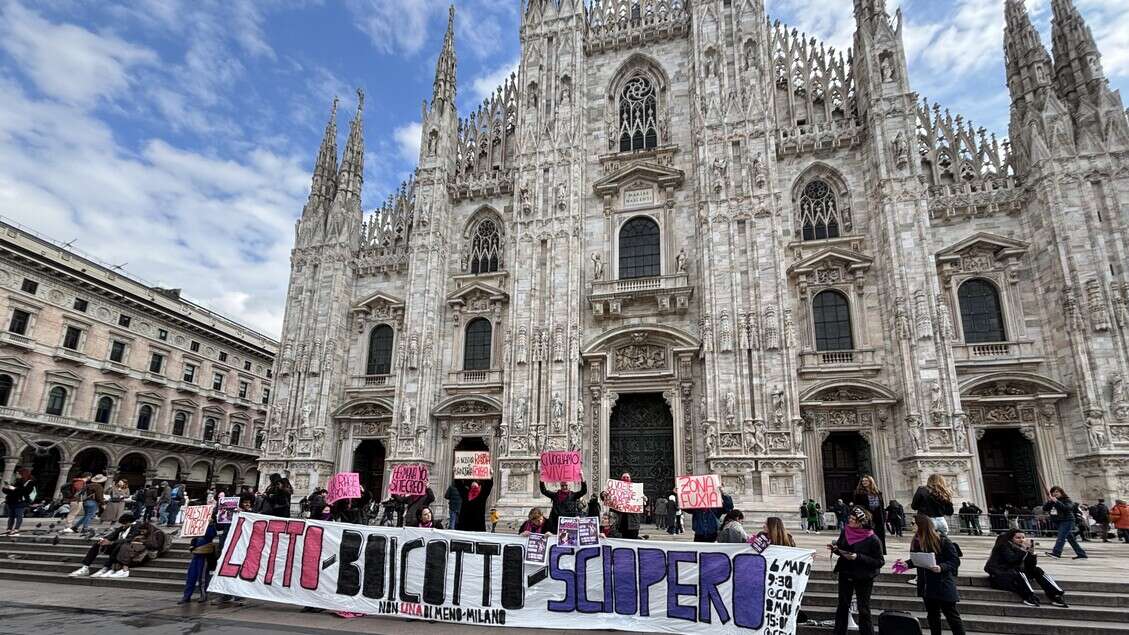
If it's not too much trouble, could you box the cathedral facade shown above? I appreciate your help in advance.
[259,0,1129,519]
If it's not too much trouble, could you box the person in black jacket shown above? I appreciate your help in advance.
[1042,486,1087,559]
[539,476,587,533]
[912,474,956,536]
[850,475,886,553]
[902,513,965,635]
[830,506,885,635]
[455,480,492,531]
[884,499,905,537]
[985,529,1068,607]
[2,467,35,535]
[401,487,437,527]
[264,474,293,517]
[1090,498,1111,542]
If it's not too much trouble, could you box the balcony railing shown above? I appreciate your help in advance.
[176,380,199,393]
[951,340,1042,366]
[52,346,86,364]
[589,272,692,317]
[591,272,688,296]
[349,374,395,389]
[444,369,504,388]
[143,372,168,385]
[798,349,881,375]
[0,331,33,349]
[100,360,130,376]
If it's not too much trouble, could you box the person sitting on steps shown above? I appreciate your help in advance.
[68,513,167,579]
[985,529,1069,608]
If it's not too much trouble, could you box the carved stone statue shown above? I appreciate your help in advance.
[894,297,911,339]
[312,427,326,454]
[771,386,785,427]
[724,391,736,420]
[880,54,895,82]
[704,420,718,456]
[676,248,688,273]
[952,415,969,453]
[1111,373,1127,404]
[591,253,604,281]
[513,397,528,433]
[928,380,943,414]
[893,131,909,168]
[907,415,924,453]
[1085,410,1109,450]
[551,393,564,427]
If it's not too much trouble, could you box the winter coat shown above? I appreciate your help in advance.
[832,531,885,580]
[586,497,601,518]
[444,483,463,513]
[1109,503,1129,529]
[691,494,733,536]
[402,488,436,527]
[455,482,492,532]
[3,477,35,506]
[1090,502,1110,523]
[265,483,292,517]
[908,536,961,603]
[852,491,887,533]
[912,486,954,519]
[985,539,1035,578]
[1042,496,1076,526]
[540,481,588,529]
[717,520,749,544]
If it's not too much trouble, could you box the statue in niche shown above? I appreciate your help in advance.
[513,398,528,433]
[1085,410,1108,450]
[907,416,924,453]
[771,385,785,427]
[704,420,718,456]
[551,394,564,429]
[893,131,909,168]
[880,54,895,82]
[952,415,969,453]
[312,427,326,454]
[928,381,943,415]
[676,248,688,273]
[724,391,736,421]
[591,253,604,281]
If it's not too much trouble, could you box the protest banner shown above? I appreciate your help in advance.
[602,479,645,514]
[676,474,722,510]
[576,516,599,546]
[453,451,492,480]
[327,472,362,505]
[525,532,548,565]
[216,497,239,524]
[539,451,582,483]
[209,513,813,634]
[180,504,214,538]
[388,464,430,497]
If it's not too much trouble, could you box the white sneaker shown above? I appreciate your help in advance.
[69,566,90,577]
[92,568,112,577]
[61,528,74,534]
[108,569,129,578]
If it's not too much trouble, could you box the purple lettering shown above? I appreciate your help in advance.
[733,553,767,629]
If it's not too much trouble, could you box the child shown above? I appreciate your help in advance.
[489,507,500,533]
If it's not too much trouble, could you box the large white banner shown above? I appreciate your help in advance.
[209,513,813,634]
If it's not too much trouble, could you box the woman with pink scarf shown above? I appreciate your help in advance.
[455,480,493,532]
[829,506,885,635]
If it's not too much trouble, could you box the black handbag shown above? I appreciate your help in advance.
[878,610,922,635]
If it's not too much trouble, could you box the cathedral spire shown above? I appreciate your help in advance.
[1050,0,1105,106]
[1004,0,1053,105]
[432,4,457,113]
[337,89,364,200]
[305,98,338,213]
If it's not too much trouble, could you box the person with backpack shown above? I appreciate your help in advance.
[690,488,733,543]
[165,482,185,527]
[830,506,885,635]
[1042,486,1087,559]
[1090,499,1111,542]
[64,473,104,534]
[539,476,587,533]
[885,499,906,537]
[901,512,966,635]
[2,467,36,536]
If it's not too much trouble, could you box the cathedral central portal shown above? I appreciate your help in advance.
[608,392,675,503]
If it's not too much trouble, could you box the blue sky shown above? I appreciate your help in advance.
[0,0,1126,337]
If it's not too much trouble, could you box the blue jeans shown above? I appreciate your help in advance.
[165,502,181,526]
[7,503,26,531]
[1051,520,1087,557]
[73,499,99,531]
[449,509,459,531]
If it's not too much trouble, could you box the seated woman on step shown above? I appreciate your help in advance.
[984,528,1069,608]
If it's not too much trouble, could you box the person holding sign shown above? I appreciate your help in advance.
[179,513,218,605]
[400,486,436,527]
[539,473,587,533]
[454,480,492,531]
[829,506,885,635]
[898,512,966,635]
[600,473,645,539]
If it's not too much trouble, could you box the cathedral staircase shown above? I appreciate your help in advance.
[1,532,1128,634]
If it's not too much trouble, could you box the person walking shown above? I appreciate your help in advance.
[69,474,105,535]
[985,529,1069,607]
[539,476,586,533]
[830,506,884,635]
[444,481,463,532]
[831,499,848,531]
[1090,498,1110,542]
[489,507,500,533]
[718,510,749,543]
[912,474,956,537]
[1042,486,1087,559]
[165,482,185,527]
[156,481,171,525]
[655,495,667,531]
[102,479,131,528]
[2,467,35,535]
[1110,499,1129,543]
[903,512,966,635]
[665,492,679,535]
[851,475,887,553]
[885,499,905,538]
[805,499,820,533]
[142,482,159,523]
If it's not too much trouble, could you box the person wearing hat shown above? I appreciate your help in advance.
[69,513,138,577]
[829,506,885,635]
[67,473,106,535]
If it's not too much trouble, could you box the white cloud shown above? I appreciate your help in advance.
[346,0,447,57]
[393,122,422,164]
[467,58,519,106]
[0,2,157,105]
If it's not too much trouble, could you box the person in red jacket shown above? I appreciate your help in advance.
[1111,499,1129,543]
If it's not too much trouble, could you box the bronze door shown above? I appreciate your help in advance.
[978,429,1040,507]
[609,393,675,503]
[821,432,872,506]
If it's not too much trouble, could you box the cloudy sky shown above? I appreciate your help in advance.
[0,0,1126,338]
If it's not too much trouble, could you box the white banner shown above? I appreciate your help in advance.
[209,513,813,634]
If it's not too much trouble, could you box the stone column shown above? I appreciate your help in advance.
[2,457,17,482]
[1030,424,1065,492]
[53,461,73,499]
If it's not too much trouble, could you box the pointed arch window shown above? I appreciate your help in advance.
[46,386,67,416]
[94,396,114,424]
[136,404,153,431]
[812,290,853,351]
[618,217,661,279]
[0,374,12,406]
[619,74,658,152]
[366,325,394,375]
[464,318,493,371]
[958,279,1006,343]
[799,179,841,241]
[203,417,217,442]
[468,218,502,274]
[173,412,187,436]
[230,424,243,447]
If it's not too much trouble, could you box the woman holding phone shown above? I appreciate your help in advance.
[830,506,885,635]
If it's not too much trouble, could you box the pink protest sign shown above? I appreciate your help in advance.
[180,504,214,538]
[326,472,362,504]
[388,464,430,497]
[453,451,492,480]
[539,451,582,483]
[676,474,722,510]
[602,479,645,514]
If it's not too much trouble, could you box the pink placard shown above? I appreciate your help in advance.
[676,474,722,510]
[180,504,214,538]
[326,472,362,504]
[602,479,644,514]
[453,451,492,480]
[539,451,582,483]
[387,464,430,497]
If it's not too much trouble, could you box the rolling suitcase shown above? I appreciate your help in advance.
[878,609,923,634]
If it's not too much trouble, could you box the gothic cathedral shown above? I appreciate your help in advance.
[260,0,1129,518]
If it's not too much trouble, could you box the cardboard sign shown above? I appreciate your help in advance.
[388,464,430,497]
[676,474,722,510]
[210,513,816,634]
[602,479,645,514]
[539,451,582,483]
[216,497,239,524]
[576,516,600,546]
[558,517,579,546]
[453,451,492,480]
[525,532,548,564]
[180,504,214,538]
[326,472,362,505]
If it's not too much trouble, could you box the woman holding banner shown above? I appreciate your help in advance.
[830,506,884,635]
